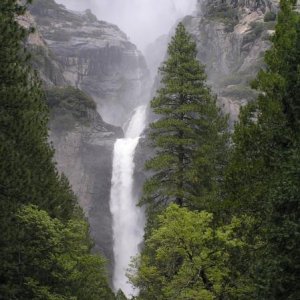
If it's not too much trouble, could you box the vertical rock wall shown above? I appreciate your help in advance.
[27,0,150,276]
[30,0,150,126]
[186,0,278,123]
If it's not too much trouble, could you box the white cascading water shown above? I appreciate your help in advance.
[110,105,147,297]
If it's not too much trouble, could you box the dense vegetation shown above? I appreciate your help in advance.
[1,0,300,299]
[0,1,114,299]
[131,1,300,299]
[225,0,300,297]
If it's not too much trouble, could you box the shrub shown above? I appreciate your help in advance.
[264,11,277,22]
[46,86,96,110]
[46,86,97,130]
[250,22,265,36]
[222,85,258,101]
[45,30,71,42]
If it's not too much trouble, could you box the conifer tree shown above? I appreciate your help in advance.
[0,1,114,298]
[224,0,300,298]
[0,2,74,287]
[142,23,228,214]
[0,0,76,219]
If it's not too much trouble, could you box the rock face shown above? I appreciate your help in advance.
[144,34,169,81]
[47,86,123,269]
[199,0,275,15]
[25,0,151,274]
[29,0,150,126]
[18,10,67,86]
[183,0,278,124]
[143,0,278,125]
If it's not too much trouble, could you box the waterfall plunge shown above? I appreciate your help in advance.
[110,105,147,297]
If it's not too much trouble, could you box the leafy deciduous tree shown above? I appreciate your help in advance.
[129,205,250,300]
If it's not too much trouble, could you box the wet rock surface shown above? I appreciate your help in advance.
[184,0,278,125]
[29,0,150,126]
[49,109,122,273]
[24,0,152,273]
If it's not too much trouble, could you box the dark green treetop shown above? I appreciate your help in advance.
[224,0,300,298]
[142,23,228,214]
[0,1,114,298]
[0,0,76,220]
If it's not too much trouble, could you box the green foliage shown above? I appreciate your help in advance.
[47,86,96,110]
[206,3,238,32]
[116,289,128,300]
[262,21,276,31]
[142,23,229,215]
[222,84,258,101]
[243,21,276,45]
[256,0,300,130]
[29,0,62,15]
[84,9,98,23]
[249,21,264,37]
[129,205,251,300]
[46,86,96,132]
[6,205,114,300]
[264,11,277,22]
[0,1,114,298]
[30,45,64,85]
[224,1,300,298]
[206,3,237,21]
[29,0,82,26]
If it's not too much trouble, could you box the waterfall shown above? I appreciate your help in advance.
[110,105,147,297]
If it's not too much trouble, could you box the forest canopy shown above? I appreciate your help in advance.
[0,0,299,299]
[131,1,300,299]
[0,1,114,298]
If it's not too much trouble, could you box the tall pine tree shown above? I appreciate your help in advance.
[142,23,228,215]
[0,1,114,298]
[224,0,300,298]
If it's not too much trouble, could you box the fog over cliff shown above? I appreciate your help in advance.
[55,0,197,51]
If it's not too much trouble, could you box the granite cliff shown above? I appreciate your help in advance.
[25,0,150,273]
[46,86,122,268]
[29,0,149,126]
[184,0,279,123]
[145,0,278,125]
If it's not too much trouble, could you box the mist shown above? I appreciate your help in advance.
[55,0,197,51]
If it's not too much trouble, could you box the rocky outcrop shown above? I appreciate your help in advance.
[183,0,278,124]
[23,0,151,273]
[143,1,278,125]
[47,86,123,270]
[18,10,67,86]
[199,0,275,16]
[29,0,150,126]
